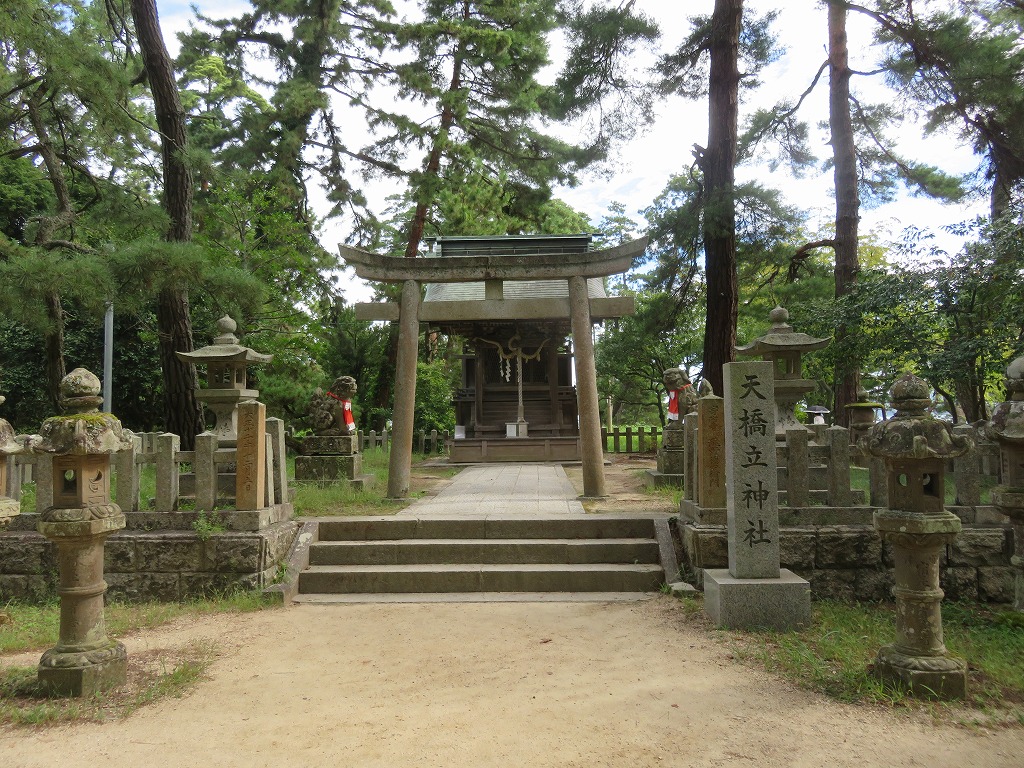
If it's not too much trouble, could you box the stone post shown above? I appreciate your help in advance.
[986,355,1024,611]
[683,412,698,502]
[155,432,180,512]
[0,396,22,529]
[825,426,852,506]
[784,427,809,508]
[568,274,605,498]
[387,279,420,498]
[697,386,726,510]
[236,400,266,511]
[194,431,218,512]
[952,424,981,507]
[114,434,140,514]
[33,368,133,697]
[703,361,811,630]
[266,417,288,504]
[862,373,970,699]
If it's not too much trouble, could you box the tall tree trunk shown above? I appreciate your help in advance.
[43,291,67,410]
[26,90,73,410]
[700,0,742,396]
[829,2,860,426]
[131,0,203,448]
[403,1,469,258]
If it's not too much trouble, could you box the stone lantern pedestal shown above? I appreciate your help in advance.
[862,373,970,700]
[986,355,1024,611]
[33,368,133,697]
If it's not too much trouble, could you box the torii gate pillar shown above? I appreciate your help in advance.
[387,279,421,498]
[569,275,606,497]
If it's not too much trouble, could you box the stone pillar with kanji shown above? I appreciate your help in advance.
[33,368,133,697]
[703,361,811,631]
[986,355,1024,612]
[862,373,970,699]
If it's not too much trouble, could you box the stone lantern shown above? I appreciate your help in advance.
[34,368,133,697]
[176,315,272,447]
[861,373,971,699]
[845,385,884,451]
[986,355,1024,611]
[736,307,830,439]
[0,395,21,530]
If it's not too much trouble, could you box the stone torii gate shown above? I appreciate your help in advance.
[341,237,647,499]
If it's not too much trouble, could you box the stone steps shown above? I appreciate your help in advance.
[295,515,668,600]
[309,538,660,566]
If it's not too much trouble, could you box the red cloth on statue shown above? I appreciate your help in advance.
[667,390,679,421]
[343,400,355,433]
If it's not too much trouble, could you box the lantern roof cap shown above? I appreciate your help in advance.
[176,315,272,365]
[736,306,830,356]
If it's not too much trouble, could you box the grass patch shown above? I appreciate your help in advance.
[292,449,460,516]
[1,591,275,726]
[1,591,275,655]
[729,600,1024,723]
[0,639,217,726]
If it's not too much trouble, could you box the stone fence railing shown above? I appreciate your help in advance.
[5,411,288,514]
[683,421,996,512]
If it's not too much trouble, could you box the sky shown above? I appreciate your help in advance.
[159,0,986,305]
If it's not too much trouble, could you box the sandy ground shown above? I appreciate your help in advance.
[3,458,1022,766]
[3,599,1023,768]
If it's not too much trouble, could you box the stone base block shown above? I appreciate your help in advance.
[38,641,127,697]
[703,568,811,631]
[662,428,685,449]
[301,435,357,455]
[874,645,967,700]
[295,454,362,483]
[645,469,684,489]
[657,448,685,476]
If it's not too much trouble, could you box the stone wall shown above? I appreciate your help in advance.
[676,511,1015,604]
[0,510,297,603]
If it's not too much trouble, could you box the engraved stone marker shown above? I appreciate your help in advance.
[725,361,780,579]
[703,360,811,631]
[236,400,266,511]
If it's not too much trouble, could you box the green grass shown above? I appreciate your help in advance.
[291,448,460,516]
[1,591,275,655]
[728,600,1024,722]
[0,592,275,726]
[0,639,217,726]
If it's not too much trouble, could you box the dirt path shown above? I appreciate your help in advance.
[3,599,1022,768]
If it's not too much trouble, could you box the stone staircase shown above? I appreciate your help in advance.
[293,515,672,602]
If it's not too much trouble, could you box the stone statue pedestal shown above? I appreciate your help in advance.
[295,435,372,489]
[647,426,685,488]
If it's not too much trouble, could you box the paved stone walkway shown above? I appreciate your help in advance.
[398,464,585,516]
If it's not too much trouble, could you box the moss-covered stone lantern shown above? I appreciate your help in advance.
[34,368,133,697]
[736,306,830,439]
[175,315,272,447]
[0,394,21,530]
[861,373,970,699]
[986,355,1024,611]
[846,385,884,448]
